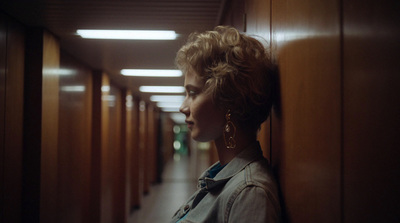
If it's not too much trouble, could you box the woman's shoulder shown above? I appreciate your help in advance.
[221,159,281,221]
[225,157,278,195]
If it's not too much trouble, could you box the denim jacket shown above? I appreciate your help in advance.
[170,142,281,223]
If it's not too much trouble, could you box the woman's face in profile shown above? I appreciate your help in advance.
[180,70,225,142]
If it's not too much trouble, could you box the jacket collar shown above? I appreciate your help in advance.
[198,141,264,191]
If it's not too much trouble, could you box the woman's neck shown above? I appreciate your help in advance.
[214,130,256,165]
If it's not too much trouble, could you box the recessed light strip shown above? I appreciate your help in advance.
[162,107,180,112]
[157,102,183,108]
[121,69,182,77]
[76,29,178,40]
[150,95,185,102]
[139,86,185,93]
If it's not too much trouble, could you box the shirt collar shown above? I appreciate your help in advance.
[198,141,264,190]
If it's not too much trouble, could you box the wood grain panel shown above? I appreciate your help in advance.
[245,0,271,43]
[108,84,123,223]
[100,74,111,223]
[1,14,25,223]
[0,19,5,219]
[220,0,246,32]
[23,28,60,223]
[139,101,149,194]
[58,51,92,223]
[125,91,138,216]
[119,89,129,223]
[130,97,141,208]
[147,105,158,184]
[153,109,162,183]
[342,0,400,221]
[271,0,342,222]
[245,0,272,161]
[125,91,133,218]
[147,105,154,184]
[41,30,60,223]
[90,70,103,223]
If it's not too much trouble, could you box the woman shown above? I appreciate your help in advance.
[171,26,281,223]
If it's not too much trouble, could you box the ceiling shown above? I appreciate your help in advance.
[0,0,225,104]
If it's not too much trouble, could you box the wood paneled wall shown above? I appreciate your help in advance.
[22,28,60,223]
[0,14,25,223]
[58,51,93,223]
[3,1,398,221]
[272,0,342,222]
[90,70,103,223]
[147,105,160,184]
[139,101,149,194]
[41,30,61,223]
[125,91,140,213]
[1,12,167,223]
[107,83,124,223]
[221,0,400,222]
[0,14,6,223]
[129,96,141,209]
[342,0,400,221]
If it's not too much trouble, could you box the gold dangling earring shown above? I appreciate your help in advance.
[223,110,236,149]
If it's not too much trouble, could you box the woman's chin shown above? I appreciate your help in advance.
[191,132,208,142]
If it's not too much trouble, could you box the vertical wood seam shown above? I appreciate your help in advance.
[339,0,345,221]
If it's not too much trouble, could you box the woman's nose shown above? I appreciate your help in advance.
[179,100,189,115]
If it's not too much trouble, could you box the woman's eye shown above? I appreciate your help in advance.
[188,90,197,96]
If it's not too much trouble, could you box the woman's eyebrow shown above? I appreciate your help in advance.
[185,84,199,90]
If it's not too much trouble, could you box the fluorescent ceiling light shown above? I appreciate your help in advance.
[121,69,182,77]
[76,29,177,40]
[150,95,185,102]
[161,107,180,112]
[61,85,85,92]
[139,86,185,93]
[43,68,77,76]
[157,102,183,108]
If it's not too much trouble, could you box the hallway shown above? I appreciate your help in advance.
[129,149,210,223]
[1,0,399,222]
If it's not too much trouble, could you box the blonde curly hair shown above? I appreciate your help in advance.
[176,26,274,131]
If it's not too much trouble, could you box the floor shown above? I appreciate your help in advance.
[129,149,210,223]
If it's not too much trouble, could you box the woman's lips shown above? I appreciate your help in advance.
[185,120,194,129]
